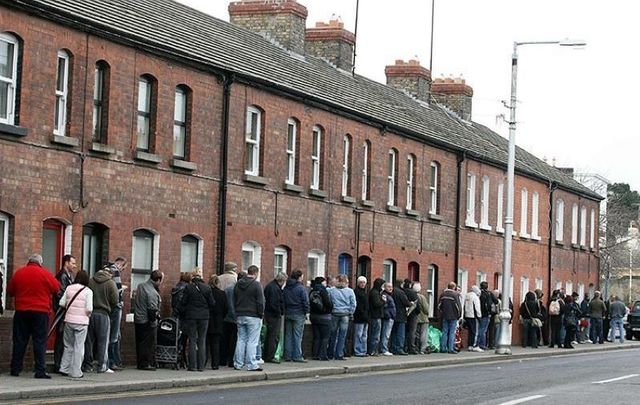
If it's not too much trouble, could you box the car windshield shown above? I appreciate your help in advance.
[635,302,640,312]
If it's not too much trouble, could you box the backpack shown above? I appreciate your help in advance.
[549,300,561,316]
[310,290,325,313]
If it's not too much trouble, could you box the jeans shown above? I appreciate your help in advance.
[331,314,350,359]
[60,322,88,378]
[284,314,306,361]
[610,318,624,343]
[391,321,406,354]
[465,317,479,348]
[493,319,502,348]
[310,314,332,360]
[590,318,604,343]
[417,322,429,353]
[184,319,209,370]
[368,319,382,355]
[380,319,394,353]
[579,318,591,342]
[441,319,458,353]
[83,312,111,372]
[478,317,490,349]
[353,322,368,355]
[234,316,262,370]
[11,311,49,376]
[108,307,122,368]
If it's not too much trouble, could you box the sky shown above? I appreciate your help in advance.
[176,0,640,192]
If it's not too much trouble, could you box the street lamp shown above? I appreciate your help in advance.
[495,39,586,355]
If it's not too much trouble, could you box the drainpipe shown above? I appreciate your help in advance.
[216,74,234,274]
[454,151,466,284]
[547,180,557,302]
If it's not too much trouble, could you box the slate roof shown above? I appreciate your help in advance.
[7,0,601,200]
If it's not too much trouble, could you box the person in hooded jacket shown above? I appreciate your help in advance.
[380,282,396,356]
[171,272,192,368]
[478,281,498,350]
[438,282,462,354]
[464,285,483,352]
[180,268,215,371]
[353,276,370,357]
[263,272,287,363]
[402,279,419,354]
[309,276,333,360]
[391,280,411,355]
[207,275,227,370]
[367,278,385,356]
[520,291,542,348]
[233,265,265,371]
[83,266,118,373]
[283,269,309,362]
[562,295,582,349]
[548,289,566,348]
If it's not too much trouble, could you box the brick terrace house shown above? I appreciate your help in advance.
[0,0,601,367]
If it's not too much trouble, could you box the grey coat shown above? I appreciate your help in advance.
[133,278,161,326]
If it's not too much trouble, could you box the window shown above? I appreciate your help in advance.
[137,76,156,151]
[387,149,398,206]
[0,33,19,125]
[338,253,352,277]
[82,223,108,277]
[520,277,529,303]
[578,283,585,302]
[311,126,323,190]
[341,135,351,197]
[457,269,469,293]
[535,278,543,292]
[555,199,564,242]
[132,229,158,291]
[426,265,438,317]
[496,182,505,233]
[406,155,416,210]
[497,273,514,298]
[357,256,371,279]
[285,118,298,184]
[465,174,477,227]
[590,209,596,249]
[565,281,573,295]
[580,206,587,246]
[476,271,486,285]
[408,262,420,282]
[361,141,371,200]
[571,203,579,245]
[245,106,262,176]
[480,176,491,230]
[274,246,289,277]
[429,162,440,215]
[555,280,562,292]
[531,192,540,240]
[173,86,190,159]
[0,213,9,309]
[92,61,109,143]
[54,50,70,136]
[520,188,529,238]
[241,241,262,272]
[382,259,396,283]
[180,235,202,273]
[308,250,326,281]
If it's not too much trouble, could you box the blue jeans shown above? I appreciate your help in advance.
[478,317,490,349]
[391,321,406,354]
[234,316,262,370]
[353,322,368,356]
[368,319,382,354]
[590,318,603,343]
[441,319,458,353]
[610,318,624,343]
[108,307,122,368]
[284,315,306,361]
[493,319,501,347]
[380,319,394,353]
[331,314,350,359]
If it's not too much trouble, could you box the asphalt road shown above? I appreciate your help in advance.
[74,349,640,405]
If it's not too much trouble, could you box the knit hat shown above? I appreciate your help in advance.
[314,276,326,285]
[224,262,238,273]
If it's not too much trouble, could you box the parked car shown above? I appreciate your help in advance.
[624,300,640,340]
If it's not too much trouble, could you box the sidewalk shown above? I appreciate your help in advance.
[2,341,639,402]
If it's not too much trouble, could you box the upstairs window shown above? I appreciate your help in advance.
[496,182,505,233]
[387,149,398,206]
[54,50,71,136]
[136,75,157,152]
[310,126,323,190]
[173,86,191,159]
[429,162,440,215]
[520,188,529,238]
[555,199,565,242]
[531,192,540,240]
[406,154,416,210]
[571,203,579,245]
[245,106,262,176]
[590,209,596,249]
[92,61,110,143]
[285,118,298,185]
[0,33,19,125]
[362,141,371,201]
[580,206,587,246]
[341,135,352,197]
[480,176,491,230]
[465,174,477,227]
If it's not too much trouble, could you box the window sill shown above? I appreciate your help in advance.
[519,233,530,240]
[571,243,580,249]
[90,142,115,154]
[361,199,375,208]
[244,174,268,186]
[555,240,564,246]
[406,209,420,218]
[464,220,478,229]
[479,224,493,231]
[284,183,303,194]
[341,195,356,204]
[386,204,401,214]
[531,235,542,242]
[309,188,327,199]
[135,150,162,164]
[0,122,28,137]
[171,159,197,172]
[429,213,443,222]
[51,134,79,147]
[496,227,505,234]
[579,245,587,251]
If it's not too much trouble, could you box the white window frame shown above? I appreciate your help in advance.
[555,280,562,292]
[457,268,469,293]
[406,155,414,210]
[180,234,203,273]
[426,265,436,317]
[245,106,261,176]
[535,277,543,292]
[136,77,152,151]
[465,174,477,227]
[476,271,487,285]
[387,149,397,206]
[0,33,18,125]
[590,209,596,249]
[308,249,326,281]
[520,188,530,238]
[274,246,288,277]
[131,229,159,294]
[341,135,350,197]
[497,273,514,299]
[173,87,188,159]
[0,213,9,309]
[555,199,564,243]
[496,182,505,233]
[531,192,540,240]
[571,203,579,245]
[520,277,529,303]
[285,118,297,185]
[361,141,370,201]
[580,206,587,247]
[54,50,70,136]
[241,241,262,272]
[311,126,322,190]
[566,281,573,295]
[480,176,491,230]
[382,259,396,283]
[92,63,106,141]
[578,283,585,302]
[429,162,439,215]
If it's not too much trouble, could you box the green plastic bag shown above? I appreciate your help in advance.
[273,325,284,362]
[428,325,442,353]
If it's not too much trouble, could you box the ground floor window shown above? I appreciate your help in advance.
[382,259,396,284]
[307,250,326,282]
[241,241,262,272]
[0,213,9,309]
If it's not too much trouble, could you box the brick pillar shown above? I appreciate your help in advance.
[384,59,432,103]
[305,19,355,72]
[431,77,474,121]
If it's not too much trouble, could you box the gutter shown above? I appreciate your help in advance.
[216,74,234,274]
[547,180,558,303]
[454,151,466,283]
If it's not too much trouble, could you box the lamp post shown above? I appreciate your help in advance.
[495,39,586,355]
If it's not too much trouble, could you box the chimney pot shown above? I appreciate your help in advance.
[305,17,356,71]
[431,75,474,120]
[385,59,432,102]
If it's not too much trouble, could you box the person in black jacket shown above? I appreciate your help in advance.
[172,272,192,368]
[309,277,333,361]
[353,276,370,356]
[402,279,419,354]
[479,281,498,350]
[233,265,265,371]
[180,268,215,371]
[391,280,411,355]
[207,275,227,370]
[520,291,541,348]
[367,278,385,355]
[548,289,565,348]
[263,272,287,363]
[562,294,582,349]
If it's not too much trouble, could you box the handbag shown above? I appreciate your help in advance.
[48,286,86,337]
[525,301,542,328]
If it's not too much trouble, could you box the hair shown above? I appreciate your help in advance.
[336,274,349,288]
[247,265,260,276]
[180,272,193,283]
[447,281,457,290]
[290,269,303,281]
[565,295,573,304]
[402,279,413,289]
[28,253,43,266]
[412,282,422,292]
[209,274,220,288]
[275,272,288,283]
[480,281,488,290]
[150,270,164,282]
[191,267,203,279]
[237,271,248,281]
[61,254,75,270]
[383,282,393,290]
[74,270,90,286]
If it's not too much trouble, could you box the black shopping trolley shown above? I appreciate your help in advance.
[156,317,182,369]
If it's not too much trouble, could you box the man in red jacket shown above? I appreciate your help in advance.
[7,254,60,378]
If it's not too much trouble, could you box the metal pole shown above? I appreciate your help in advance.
[428,0,435,105]
[352,0,360,77]
[630,248,633,304]
[495,42,518,355]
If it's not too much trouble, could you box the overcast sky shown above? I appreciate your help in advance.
[177,0,640,192]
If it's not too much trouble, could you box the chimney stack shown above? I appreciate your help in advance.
[305,19,356,71]
[229,0,308,55]
[431,77,473,120]
[384,59,432,103]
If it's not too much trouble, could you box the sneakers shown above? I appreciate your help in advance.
[382,351,393,356]
[105,369,115,374]
[256,359,265,365]
[469,346,484,352]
